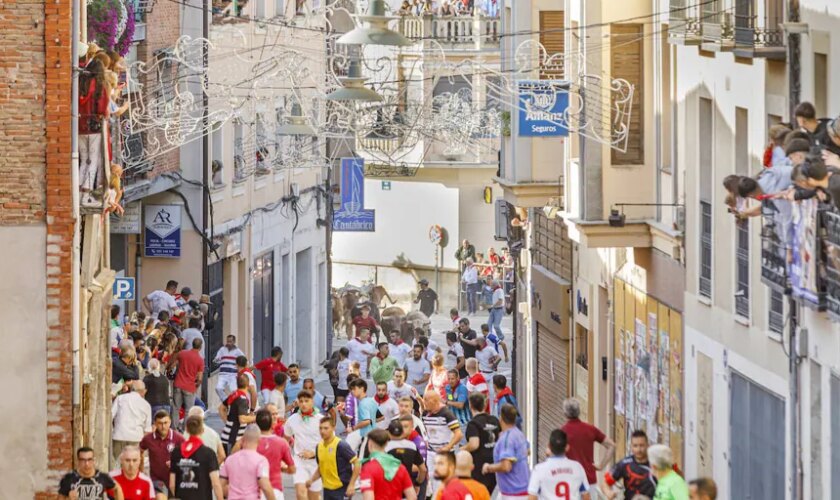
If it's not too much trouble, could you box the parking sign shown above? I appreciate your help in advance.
[113,278,136,301]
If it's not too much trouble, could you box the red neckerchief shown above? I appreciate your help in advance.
[409,429,420,441]
[300,408,318,422]
[180,435,204,458]
[449,380,461,391]
[494,386,514,404]
[376,352,386,360]
[226,389,248,405]
[392,338,404,346]
[239,367,256,379]
[374,394,390,404]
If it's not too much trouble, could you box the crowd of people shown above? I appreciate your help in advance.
[397,0,499,17]
[725,101,840,269]
[58,276,720,499]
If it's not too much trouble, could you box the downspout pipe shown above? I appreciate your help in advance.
[71,0,82,408]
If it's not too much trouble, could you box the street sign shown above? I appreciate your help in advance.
[110,202,142,233]
[517,80,570,137]
[144,204,182,257]
[113,277,136,300]
[333,158,375,232]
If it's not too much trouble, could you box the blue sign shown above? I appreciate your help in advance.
[144,204,182,257]
[113,277,136,300]
[333,158,375,232]
[518,80,570,137]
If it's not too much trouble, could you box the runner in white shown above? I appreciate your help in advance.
[284,390,323,500]
[528,429,590,500]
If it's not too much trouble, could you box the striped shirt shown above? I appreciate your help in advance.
[214,346,245,375]
[422,408,460,452]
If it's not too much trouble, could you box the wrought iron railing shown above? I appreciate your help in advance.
[699,201,713,298]
[735,219,750,318]
[669,0,702,42]
[821,204,840,318]
[734,0,784,52]
[760,206,787,291]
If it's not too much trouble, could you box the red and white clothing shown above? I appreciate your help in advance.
[467,372,491,412]
[388,339,412,368]
[214,345,246,401]
[110,471,155,500]
[257,434,295,492]
[347,338,376,378]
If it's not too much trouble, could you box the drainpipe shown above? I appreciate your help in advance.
[71,0,82,409]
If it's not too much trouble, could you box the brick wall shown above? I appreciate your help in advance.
[0,0,47,223]
[0,0,76,496]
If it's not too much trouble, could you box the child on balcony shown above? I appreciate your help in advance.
[103,164,125,218]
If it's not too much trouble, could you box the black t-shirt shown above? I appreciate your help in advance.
[170,444,219,500]
[459,329,477,359]
[465,413,500,490]
[58,471,116,499]
[387,441,425,485]
[607,455,657,500]
[416,289,438,316]
[221,393,250,450]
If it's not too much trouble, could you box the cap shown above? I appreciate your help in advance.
[387,420,403,437]
[181,287,192,296]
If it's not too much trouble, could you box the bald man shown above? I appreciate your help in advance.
[422,391,463,495]
[453,451,491,500]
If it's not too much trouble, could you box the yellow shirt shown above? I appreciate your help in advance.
[316,435,358,490]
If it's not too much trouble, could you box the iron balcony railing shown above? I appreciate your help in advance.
[669,0,702,44]
[734,0,785,58]
[820,204,840,318]
[759,205,787,292]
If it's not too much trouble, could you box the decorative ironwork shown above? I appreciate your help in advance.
[363,163,419,177]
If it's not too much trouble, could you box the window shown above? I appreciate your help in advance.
[700,202,713,298]
[611,23,645,165]
[699,97,713,299]
[211,123,225,188]
[735,107,750,175]
[735,219,750,319]
[255,113,270,174]
[539,11,564,80]
[533,210,572,281]
[729,371,785,500]
[768,289,784,335]
[233,121,246,182]
[815,52,828,118]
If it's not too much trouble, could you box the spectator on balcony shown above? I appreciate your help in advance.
[79,58,111,207]
[439,0,456,15]
[422,0,434,15]
[802,155,840,211]
[399,0,411,14]
[482,0,498,17]
[455,239,476,269]
[794,102,830,146]
[819,117,840,160]
[764,123,791,168]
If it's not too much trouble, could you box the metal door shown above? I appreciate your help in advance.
[207,260,225,364]
[253,252,275,369]
[536,322,569,453]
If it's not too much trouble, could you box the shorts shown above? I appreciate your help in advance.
[293,457,322,491]
[152,480,169,496]
[262,488,284,500]
[323,487,348,500]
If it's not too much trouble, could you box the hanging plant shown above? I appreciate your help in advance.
[88,0,134,56]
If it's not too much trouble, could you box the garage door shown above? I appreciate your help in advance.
[536,322,570,452]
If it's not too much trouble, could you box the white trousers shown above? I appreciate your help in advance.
[216,374,237,402]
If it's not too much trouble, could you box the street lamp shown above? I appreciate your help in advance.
[337,0,415,47]
[326,59,383,102]
[276,102,317,136]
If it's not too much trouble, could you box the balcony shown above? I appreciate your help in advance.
[733,0,786,60]
[822,204,840,318]
[759,208,787,292]
[700,9,735,52]
[399,15,500,52]
[668,0,702,46]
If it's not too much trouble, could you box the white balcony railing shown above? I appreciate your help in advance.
[399,15,500,49]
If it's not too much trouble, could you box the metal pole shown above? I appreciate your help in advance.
[787,1,801,497]
[435,245,440,297]
[71,0,82,414]
[201,0,211,403]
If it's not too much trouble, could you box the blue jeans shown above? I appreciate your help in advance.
[489,307,504,339]
[466,283,478,314]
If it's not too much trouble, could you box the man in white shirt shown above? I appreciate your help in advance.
[181,313,205,358]
[142,280,179,317]
[388,368,420,402]
[461,259,479,315]
[475,336,500,404]
[374,382,400,429]
[404,344,431,396]
[214,335,246,401]
[388,330,412,369]
[346,328,377,379]
[284,390,323,500]
[487,279,506,343]
[112,380,152,465]
[528,429,590,500]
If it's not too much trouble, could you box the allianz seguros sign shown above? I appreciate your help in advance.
[144,204,182,258]
[517,80,570,137]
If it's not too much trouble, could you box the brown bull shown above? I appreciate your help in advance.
[331,290,345,338]
[369,285,396,307]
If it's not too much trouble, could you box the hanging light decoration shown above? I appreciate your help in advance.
[276,102,317,136]
[326,59,383,102]
[337,0,415,47]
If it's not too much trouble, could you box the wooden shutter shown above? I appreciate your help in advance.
[536,322,569,453]
[539,11,565,80]
[611,23,645,165]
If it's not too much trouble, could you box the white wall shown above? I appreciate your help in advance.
[0,226,48,497]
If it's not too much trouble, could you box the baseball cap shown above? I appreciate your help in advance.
[387,420,403,437]
[181,287,192,296]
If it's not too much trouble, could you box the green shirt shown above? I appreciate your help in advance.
[654,470,689,500]
[370,356,398,385]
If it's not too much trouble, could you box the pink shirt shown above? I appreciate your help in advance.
[219,449,270,499]
[257,434,295,490]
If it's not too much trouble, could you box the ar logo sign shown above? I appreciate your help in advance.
[153,209,173,224]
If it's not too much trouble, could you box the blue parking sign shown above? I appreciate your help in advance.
[113,278,136,301]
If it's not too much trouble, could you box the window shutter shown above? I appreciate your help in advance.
[611,23,645,165]
[539,11,565,80]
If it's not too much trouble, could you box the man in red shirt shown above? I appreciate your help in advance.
[111,446,156,500]
[433,451,474,500]
[139,410,184,488]
[353,304,380,342]
[360,429,416,500]
[255,346,288,404]
[560,398,616,492]
[254,407,296,499]
[172,338,205,430]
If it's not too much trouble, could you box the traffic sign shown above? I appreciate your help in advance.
[113,277,136,301]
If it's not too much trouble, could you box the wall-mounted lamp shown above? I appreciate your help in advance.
[609,203,685,228]
[483,186,493,204]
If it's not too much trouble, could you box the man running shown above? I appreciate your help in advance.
[527,429,590,500]
[220,374,255,453]
[453,451,492,500]
[219,424,276,500]
[59,447,123,500]
[601,430,657,500]
[254,407,296,500]
[389,330,412,369]
[422,391,463,495]
[285,390,324,500]
[308,417,360,500]
[214,335,245,401]
[445,331,467,381]
[483,404,530,500]
[375,381,400,429]
[388,368,421,403]
[110,446,158,500]
[139,410,184,490]
[359,429,417,500]
[444,369,471,428]
[370,342,399,385]
[465,358,490,412]
[169,415,225,500]
[463,392,499,493]
[405,344,432,396]
[560,398,615,495]
[385,419,427,491]
[347,328,377,379]
[254,346,288,405]
[285,364,305,407]
[432,452,473,500]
